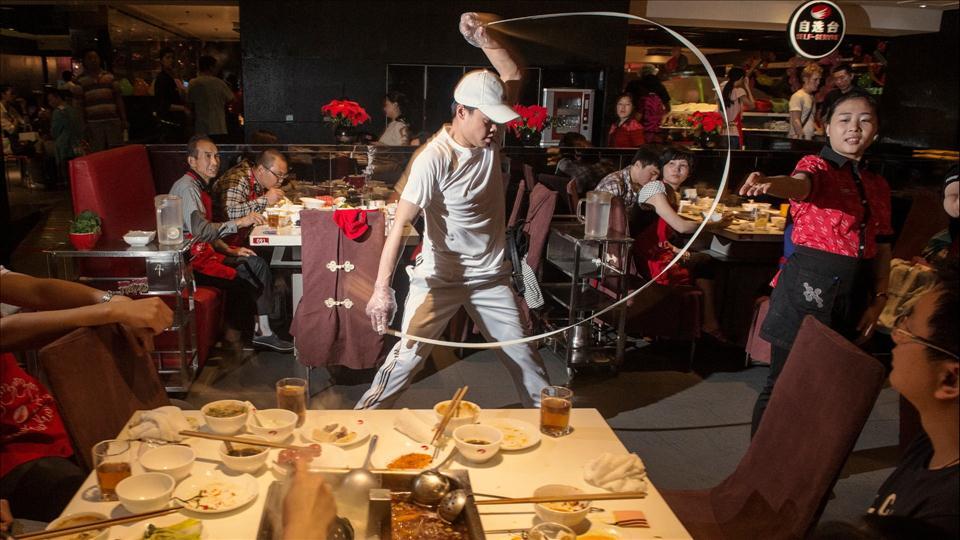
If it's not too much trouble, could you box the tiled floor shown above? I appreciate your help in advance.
[7,183,898,528]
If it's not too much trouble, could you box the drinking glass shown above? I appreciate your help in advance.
[753,208,769,229]
[93,439,132,501]
[276,377,308,427]
[540,386,573,437]
[779,203,790,217]
[528,522,576,540]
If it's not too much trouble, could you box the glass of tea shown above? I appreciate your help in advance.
[276,377,308,427]
[540,386,573,437]
[93,439,132,501]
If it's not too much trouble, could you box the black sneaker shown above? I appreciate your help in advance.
[252,334,294,352]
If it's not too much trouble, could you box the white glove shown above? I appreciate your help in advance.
[366,285,397,335]
[459,12,500,49]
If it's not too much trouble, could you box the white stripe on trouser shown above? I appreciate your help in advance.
[355,276,550,409]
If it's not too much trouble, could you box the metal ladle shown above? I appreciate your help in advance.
[340,435,378,502]
[409,469,451,505]
[437,488,469,523]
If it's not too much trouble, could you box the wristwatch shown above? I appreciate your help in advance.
[99,290,114,303]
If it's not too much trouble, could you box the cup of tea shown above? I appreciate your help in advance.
[276,377,308,427]
[540,386,573,437]
[93,439,132,501]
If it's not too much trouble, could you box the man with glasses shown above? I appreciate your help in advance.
[866,268,958,536]
[214,148,288,223]
[185,142,291,352]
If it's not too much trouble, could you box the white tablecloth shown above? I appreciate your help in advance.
[59,409,691,539]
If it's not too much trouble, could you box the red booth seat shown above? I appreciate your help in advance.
[69,144,222,368]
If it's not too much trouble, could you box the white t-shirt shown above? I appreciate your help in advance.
[400,125,507,286]
[788,89,816,140]
[722,87,747,135]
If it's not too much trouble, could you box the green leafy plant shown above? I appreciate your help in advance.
[69,209,102,234]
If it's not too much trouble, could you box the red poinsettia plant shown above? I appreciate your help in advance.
[322,99,370,129]
[687,111,724,135]
[506,104,553,137]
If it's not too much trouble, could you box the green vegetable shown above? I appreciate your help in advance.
[142,518,203,540]
[69,210,102,234]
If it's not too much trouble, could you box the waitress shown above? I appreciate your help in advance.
[741,90,893,436]
[378,90,411,146]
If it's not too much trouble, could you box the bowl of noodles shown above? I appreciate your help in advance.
[533,484,591,527]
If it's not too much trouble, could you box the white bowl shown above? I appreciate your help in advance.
[122,230,156,246]
[533,484,591,528]
[46,512,110,540]
[453,424,502,463]
[139,445,195,482]
[218,436,270,473]
[247,409,298,442]
[433,400,480,434]
[116,472,175,513]
[299,197,325,209]
[201,400,249,434]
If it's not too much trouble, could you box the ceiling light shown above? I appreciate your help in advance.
[919,3,927,6]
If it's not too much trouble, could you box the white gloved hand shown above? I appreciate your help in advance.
[459,12,501,49]
[366,285,397,335]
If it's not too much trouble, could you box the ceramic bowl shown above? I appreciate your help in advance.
[139,445,195,482]
[433,400,480,434]
[201,400,249,434]
[246,408,298,442]
[533,484,591,527]
[218,436,270,473]
[453,424,502,463]
[115,472,175,513]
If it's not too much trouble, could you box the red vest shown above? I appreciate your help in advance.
[186,170,237,280]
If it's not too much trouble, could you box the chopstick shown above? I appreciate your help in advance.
[14,507,180,540]
[430,386,468,446]
[179,430,305,450]
[475,491,647,505]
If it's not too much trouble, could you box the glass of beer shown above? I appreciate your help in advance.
[93,439,132,501]
[276,377,308,427]
[540,386,573,437]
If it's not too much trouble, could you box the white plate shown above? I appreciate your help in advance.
[484,418,541,451]
[302,418,371,447]
[173,470,258,514]
[370,438,452,471]
[123,230,156,246]
[269,444,349,476]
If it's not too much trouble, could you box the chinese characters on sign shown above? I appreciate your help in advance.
[788,0,846,58]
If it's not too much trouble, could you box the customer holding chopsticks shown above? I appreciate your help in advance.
[741,90,893,436]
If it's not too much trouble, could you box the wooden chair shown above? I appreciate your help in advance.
[661,317,885,540]
[522,163,536,191]
[507,179,528,227]
[39,324,170,469]
[744,296,772,367]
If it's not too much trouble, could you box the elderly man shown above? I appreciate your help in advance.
[357,13,551,410]
[172,136,292,352]
[213,148,287,223]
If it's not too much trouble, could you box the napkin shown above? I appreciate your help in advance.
[393,408,435,444]
[583,452,648,493]
[128,405,192,442]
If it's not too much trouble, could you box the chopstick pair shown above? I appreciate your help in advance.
[13,507,181,540]
[474,491,647,505]
[178,430,304,450]
[430,385,468,446]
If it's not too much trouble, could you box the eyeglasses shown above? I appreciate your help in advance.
[893,312,959,361]
[263,167,290,183]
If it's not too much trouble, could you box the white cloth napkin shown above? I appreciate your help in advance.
[127,405,192,442]
[583,452,648,493]
[393,408,436,444]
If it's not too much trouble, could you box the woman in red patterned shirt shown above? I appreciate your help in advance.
[740,90,893,435]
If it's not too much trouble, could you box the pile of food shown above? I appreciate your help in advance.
[390,497,469,540]
[204,402,246,418]
[142,519,203,540]
[387,453,432,470]
[180,483,244,512]
[541,500,589,513]
[312,422,358,444]
[48,515,106,540]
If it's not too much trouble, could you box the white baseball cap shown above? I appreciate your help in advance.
[453,69,519,124]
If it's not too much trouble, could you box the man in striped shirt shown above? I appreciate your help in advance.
[74,49,127,153]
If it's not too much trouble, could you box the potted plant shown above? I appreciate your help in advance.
[506,104,554,146]
[321,99,370,143]
[69,209,102,250]
[687,111,724,149]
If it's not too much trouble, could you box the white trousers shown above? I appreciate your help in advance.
[355,276,550,409]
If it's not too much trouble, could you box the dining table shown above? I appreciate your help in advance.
[56,408,692,539]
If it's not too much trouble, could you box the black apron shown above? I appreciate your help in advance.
[760,245,874,350]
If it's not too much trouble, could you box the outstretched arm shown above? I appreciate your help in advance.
[460,12,522,105]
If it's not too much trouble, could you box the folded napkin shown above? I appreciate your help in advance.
[332,209,369,240]
[128,405,192,442]
[584,452,648,493]
[393,408,435,444]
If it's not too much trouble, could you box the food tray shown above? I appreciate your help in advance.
[256,470,485,539]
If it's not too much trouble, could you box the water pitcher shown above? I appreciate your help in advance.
[576,191,612,238]
[155,195,183,245]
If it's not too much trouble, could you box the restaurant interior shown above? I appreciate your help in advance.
[1,1,958,539]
